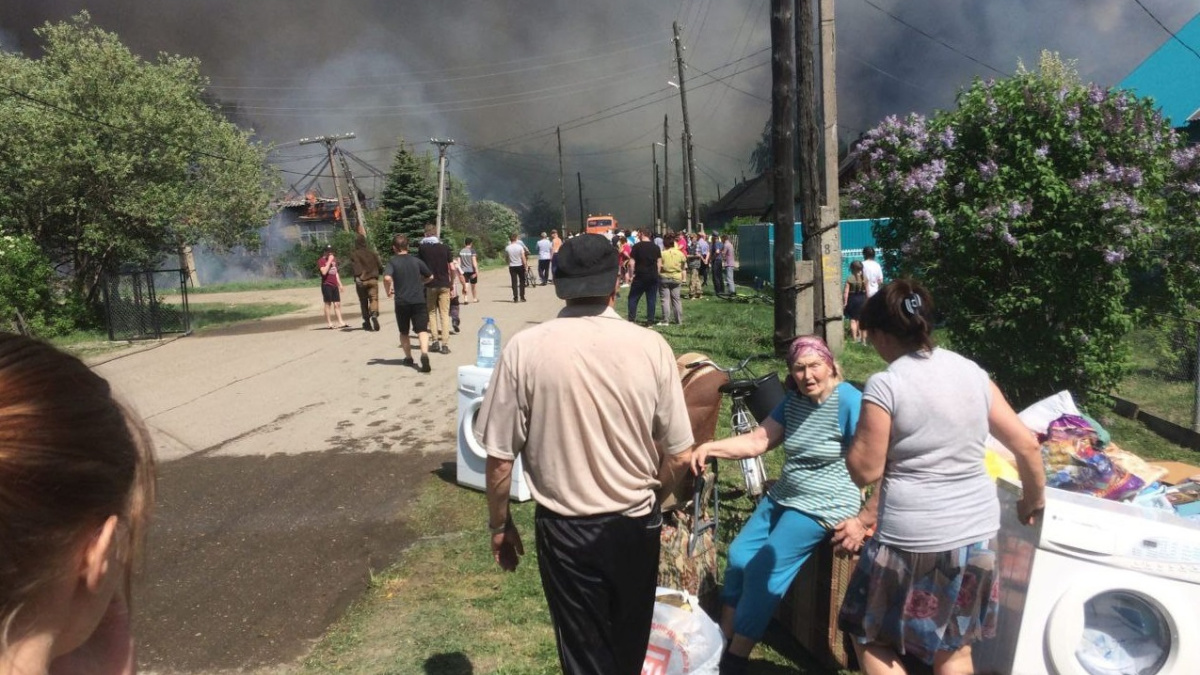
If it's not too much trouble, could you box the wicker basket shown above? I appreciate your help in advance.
[776,539,858,669]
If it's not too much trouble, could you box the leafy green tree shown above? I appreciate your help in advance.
[521,191,561,236]
[847,52,1200,405]
[466,201,520,259]
[0,13,275,309]
[377,139,437,250]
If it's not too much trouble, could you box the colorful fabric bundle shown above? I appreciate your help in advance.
[1040,414,1144,500]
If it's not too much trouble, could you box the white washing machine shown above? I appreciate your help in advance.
[1006,486,1200,675]
[456,365,531,501]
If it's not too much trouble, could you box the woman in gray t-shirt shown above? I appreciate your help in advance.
[837,279,1046,672]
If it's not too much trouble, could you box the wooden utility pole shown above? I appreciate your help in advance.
[557,127,567,229]
[681,131,693,233]
[577,172,585,233]
[300,133,358,232]
[430,138,455,238]
[819,0,843,351]
[337,150,370,240]
[672,22,700,233]
[652,144,660,230]
[797,0,823,340]
[771,0,798,355]
[662,115,670,232]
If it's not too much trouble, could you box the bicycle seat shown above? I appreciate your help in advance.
[719,375,772,398]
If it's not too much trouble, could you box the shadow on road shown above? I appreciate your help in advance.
[368,357,420,367]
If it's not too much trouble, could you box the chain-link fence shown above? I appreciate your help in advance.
[102,269,191,341]
[1117,314,1200,432]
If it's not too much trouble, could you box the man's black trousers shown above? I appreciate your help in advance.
[508,265,526,301]
[535,505,661,675]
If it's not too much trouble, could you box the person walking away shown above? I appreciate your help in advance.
[686,233,703,299]
[459,238,479,303]
[696,232,711,289]
[383,234,434,373]
[449,257,467,334]
[627,229,661,324]
[721,234,736,295]
[712,233,726,295]
[505,233,528,302]
[839,280,1046,674]
[350,234,383,331]
[861,246,884,298]
[550,229,563,281]
[537,232,553,285]
[843,260,868,344]
[692,336,875,675]
[418,226,454,354]
[478,233,695,675]
[317,245,349,329]
[658,237,686,326]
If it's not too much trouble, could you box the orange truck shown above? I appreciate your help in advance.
[585,215,618,237]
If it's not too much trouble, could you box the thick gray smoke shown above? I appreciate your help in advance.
[3,0,1197,231]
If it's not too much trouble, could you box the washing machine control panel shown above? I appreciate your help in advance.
[1125,538,1200,583]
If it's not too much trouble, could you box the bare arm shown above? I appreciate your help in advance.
[656,448,694,504]
[383,275,394,297]
[987,380,1046,524]
[846,401,891,486]
[831,486,880,556]
[486,456,525,571]
[691,417,783,474]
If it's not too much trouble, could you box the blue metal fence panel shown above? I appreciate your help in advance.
[734,219,889,286]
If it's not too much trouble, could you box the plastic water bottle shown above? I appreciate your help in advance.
[476,317,501,368]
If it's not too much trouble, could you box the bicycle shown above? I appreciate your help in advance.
[683,353,785,555]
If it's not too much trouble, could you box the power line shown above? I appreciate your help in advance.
[1130,0,1200,63]
[686,49,772,103]
[859,0,1007,77]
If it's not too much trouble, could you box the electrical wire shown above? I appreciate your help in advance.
[858,0,1007,77]
[1130,0,1200,63]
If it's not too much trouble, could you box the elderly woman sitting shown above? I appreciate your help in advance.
[692,336,878,674]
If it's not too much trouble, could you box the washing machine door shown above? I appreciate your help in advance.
[1045,570,1197,674]
[459,396,488,460]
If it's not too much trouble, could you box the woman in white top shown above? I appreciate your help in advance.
[838,279,1045,675]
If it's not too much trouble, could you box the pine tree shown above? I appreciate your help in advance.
[377,139,438,251]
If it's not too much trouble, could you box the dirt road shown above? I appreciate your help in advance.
[97,267,563,672]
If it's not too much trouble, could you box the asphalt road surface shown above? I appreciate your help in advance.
[96,267,564,672]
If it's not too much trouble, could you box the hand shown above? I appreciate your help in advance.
[50,594,134,675]
[691,444,710,475]
[492,523,525,572]
[1017,495,1045,526]
[831,516,868,557]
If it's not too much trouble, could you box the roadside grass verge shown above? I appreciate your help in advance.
[299,294,1195,675]
[160,279,315,294]
[1114,329,1196,429]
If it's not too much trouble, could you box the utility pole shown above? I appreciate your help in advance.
[652,144,660,231]
[662,115,670,232]
[819,0,843,351]
[430,138,455,238]
[672,22,700,233]
[557,126,567,230]
[797,1,824,342]
[336,150,370,240]
[681,131,693,232]
[771,0,798,355]
[300,133,357,232]
[577,172,585,234]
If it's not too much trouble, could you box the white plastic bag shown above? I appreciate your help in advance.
[643,587,723,675]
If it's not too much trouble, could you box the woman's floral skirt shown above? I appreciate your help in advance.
[837,537,999,665]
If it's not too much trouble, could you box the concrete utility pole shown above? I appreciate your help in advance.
[681,131,693,233]
[300,133,357,232]
[430,138,455,238]
[652,144,660,230]
[662,115,670,232]
[577,172,585,234]
[819,0,843,351]
[672,22,700,234]
[771,0,798,355]
[557,127,567,230]
[797,1,824,342]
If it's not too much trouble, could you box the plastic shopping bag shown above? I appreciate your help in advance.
[643,587,723,675]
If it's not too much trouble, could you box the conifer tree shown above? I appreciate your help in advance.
[377,139,438,250]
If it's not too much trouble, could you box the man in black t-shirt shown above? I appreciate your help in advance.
[417,225,454,354]
[627,229,662,325]
[384,234,434,373]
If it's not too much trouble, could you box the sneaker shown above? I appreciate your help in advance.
[656,322,668,327]
[520,297,527,302]
[430,339,442,352]
[420,354,431,373]
[371,315,380,331]
[440,344,450,355]
[362,320,372,331]
[400,357,415,367]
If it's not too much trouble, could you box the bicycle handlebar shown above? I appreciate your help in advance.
[685,353,776,375]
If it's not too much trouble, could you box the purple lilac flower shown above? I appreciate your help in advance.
[1088,85,1107,104]
[1008,201,1026,219]
[941,127,956,149]
[912,209,936,227]
[1117,225,1131,237]
[980,205,1000,219]
[1103,249,1125,264]
[1002,232,1018,247]
[1072,173,1097,190]
[978,159,998,180]
[848,198,862,209]
[1065,106,1080,123]
[1183,183,1200,195]
[1071,131,1084,147]
[1035,145,1050,159]
[1171,147,1197,171]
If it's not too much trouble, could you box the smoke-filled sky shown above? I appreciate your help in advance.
[2,0,1198,226]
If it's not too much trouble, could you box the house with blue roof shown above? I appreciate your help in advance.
[1120,12,1200,142]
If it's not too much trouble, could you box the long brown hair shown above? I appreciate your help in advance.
[0,334,155,638]
[858,279,936,353]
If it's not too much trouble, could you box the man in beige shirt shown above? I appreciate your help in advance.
[478,233,694,675]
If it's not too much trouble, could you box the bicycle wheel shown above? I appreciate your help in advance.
[731,398,767,502]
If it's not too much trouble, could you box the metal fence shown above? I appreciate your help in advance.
[1117,314,1200,433]
[102,269,192,341]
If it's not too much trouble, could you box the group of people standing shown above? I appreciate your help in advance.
[477,231,1047,675]
[621,228,736,326]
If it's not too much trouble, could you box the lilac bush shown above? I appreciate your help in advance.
[847,54,1200,405]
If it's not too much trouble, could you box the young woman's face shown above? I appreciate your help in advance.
[790,353,834,399]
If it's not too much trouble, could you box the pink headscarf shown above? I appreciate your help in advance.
[787,335,835,371]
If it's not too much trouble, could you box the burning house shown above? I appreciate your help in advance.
[270,192,354,247]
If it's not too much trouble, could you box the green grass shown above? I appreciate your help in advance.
[298,296,1195,675]
[187,302,306,331]
[159,278,315,294]
[1114,329,1197,429]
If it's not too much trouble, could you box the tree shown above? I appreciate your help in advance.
[466,201,520,259]
[377,139,437,251]
[0,13,275,310]
[847,52,1200,405]
[521,191,561,236]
